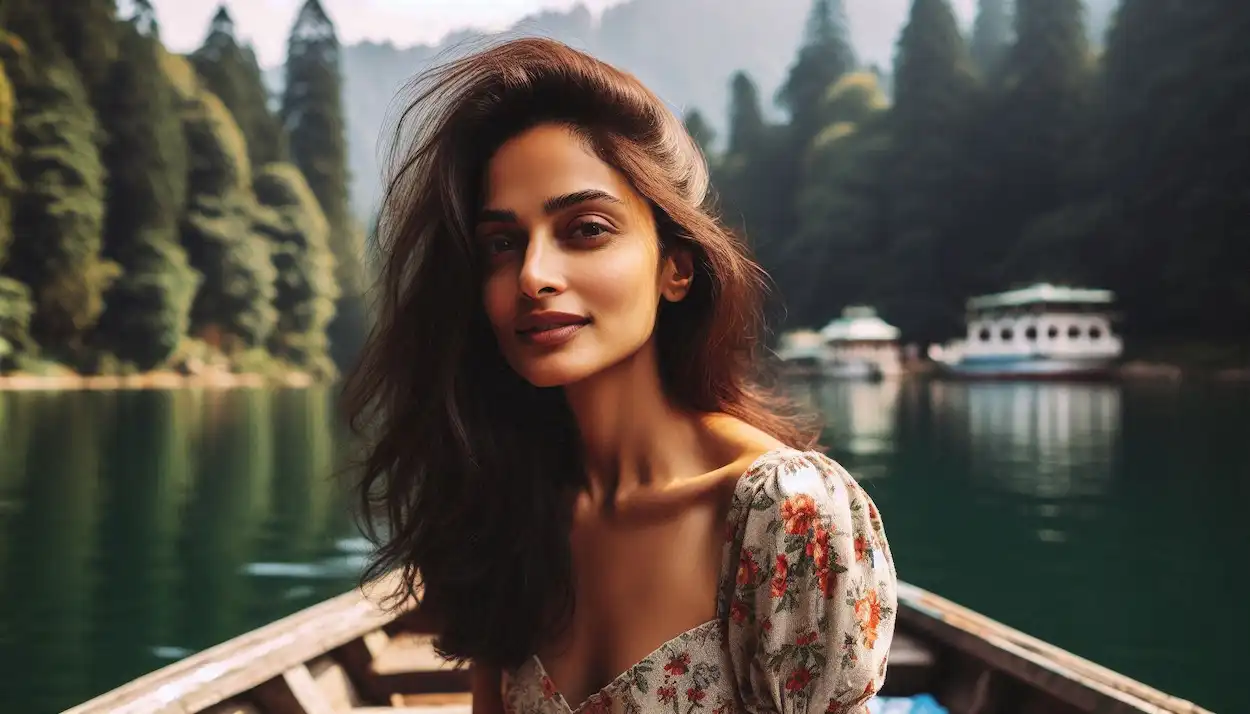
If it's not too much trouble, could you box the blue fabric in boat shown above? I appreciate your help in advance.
[868,694,949,714]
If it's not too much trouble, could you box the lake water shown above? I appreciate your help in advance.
[0,380,1245,713]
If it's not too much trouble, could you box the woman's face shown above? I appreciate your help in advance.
[476,123,692,388]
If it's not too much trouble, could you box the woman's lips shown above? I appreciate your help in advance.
[517,319,590,346]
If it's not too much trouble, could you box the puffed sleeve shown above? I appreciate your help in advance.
[724,450,897,714]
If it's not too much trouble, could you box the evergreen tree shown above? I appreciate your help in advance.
[92,0,200,370]
[47,0,120,103]
[281,0,366,370]
[0,41,34,365]
[1100,0,1250,341]
[726,71,766,157]
[970,0,1011,79]
[253,164,338,377]
[790,73,892,326]
[683,109,715,160]
[161,51,277,351]
[777,0,856,151]
[192,6,288,168]
[976,0,1094,286]
[883,0,982,343]
[2,0,120,355]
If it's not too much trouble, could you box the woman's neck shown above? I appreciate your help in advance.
[563,340,709,507]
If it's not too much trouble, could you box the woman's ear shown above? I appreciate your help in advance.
[661,246,695,303]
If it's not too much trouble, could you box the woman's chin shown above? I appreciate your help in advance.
[511,355,599,389]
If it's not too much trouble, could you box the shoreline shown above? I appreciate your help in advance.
[0,370,318,392]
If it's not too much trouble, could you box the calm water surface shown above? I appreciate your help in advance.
[0,381,1245,713]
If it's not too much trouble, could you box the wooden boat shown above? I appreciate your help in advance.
[63,573,1212,714]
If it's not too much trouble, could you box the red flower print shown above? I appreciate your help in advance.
[737,550,760,585]
[784,667,814,693]
[686,686,707,703]
[657,684,678,704]
[817,565,839,598]
[796,630,819,646]
[664,652,690,676]
[780,494,818,535]
[730,598,750,624]
[770,554,789,598]
[854,535,870,562]
[808,524,831,567]
[855,589,883,648]
[863,680,877,697]
[583,693,612,714]
[762,616,773,632]
[540,674,557,699]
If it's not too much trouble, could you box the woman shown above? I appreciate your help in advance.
[342,36,897,714]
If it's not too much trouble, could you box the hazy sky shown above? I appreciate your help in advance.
[151,0,979,69]
[151,0,624,67]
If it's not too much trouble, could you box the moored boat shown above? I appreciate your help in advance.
[62,572,1211,714]
[929,284,1123,380]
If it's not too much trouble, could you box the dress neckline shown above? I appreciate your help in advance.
[528,446,801,713]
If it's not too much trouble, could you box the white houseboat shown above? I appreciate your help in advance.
[928,284,1123,379]
[820,306,904,379]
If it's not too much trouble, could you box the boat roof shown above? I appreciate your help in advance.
[820,306,900,342]
[968,283,1115,311]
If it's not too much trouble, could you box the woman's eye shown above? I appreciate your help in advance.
[571,220,610,241]
[484,235,516,254]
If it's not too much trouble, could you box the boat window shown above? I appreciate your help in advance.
[1068,325,1081,339]
[1090,326,1103,340]
[978,328,991,342]
[1047,326,1059,339]
[1001,327,1014,340]
[1025,326,1038,341]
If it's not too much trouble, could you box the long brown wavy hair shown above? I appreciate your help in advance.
[340,36,819,670]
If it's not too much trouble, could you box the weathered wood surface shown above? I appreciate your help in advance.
[61,574,1214,714]
[895,582,1212,714]
[62,573,420,714]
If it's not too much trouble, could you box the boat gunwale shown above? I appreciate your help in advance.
[895,582,1213,714]
[59,576,1213,714]
[61,572,416,714]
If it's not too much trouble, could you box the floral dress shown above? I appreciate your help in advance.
[501,448,898,714]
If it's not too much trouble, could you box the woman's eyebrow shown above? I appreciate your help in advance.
[478,189,625,223]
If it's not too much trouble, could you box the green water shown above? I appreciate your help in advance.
[0,381,1244,713]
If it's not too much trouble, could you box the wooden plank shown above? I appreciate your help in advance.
[308,655,365,711]
[353,707,470,714]
[896,582,1212,714]
[251,665,338,714]
[370,633,471,694]
[390,693,473,707]
[63,573,418,714]
[201,703,262,714]
[333,630,394,704]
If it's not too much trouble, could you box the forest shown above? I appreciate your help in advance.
[0,0,364,379]
[0,0,1245,380]
[702,0,1248,362]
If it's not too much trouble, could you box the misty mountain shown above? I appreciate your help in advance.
[264,0,1119,220]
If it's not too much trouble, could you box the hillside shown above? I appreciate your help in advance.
[265,0,1119,220]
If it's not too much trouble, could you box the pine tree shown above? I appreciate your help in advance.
[1101,0,1250,341]
[46,0,120,103]
[970,0,1011,80]
[1,0,120,356]
[161,51,277,352]
[252,164,338,377]
[192,6,288,168]
[0,41,34,365]
[977,0,1094,286]
[683,109,715,160]
[281,0,365,370]
[777,0,857,151]
[726,71,766,158]
[790,72,892,326]
[883,0,982,343]
[92,0,200,369]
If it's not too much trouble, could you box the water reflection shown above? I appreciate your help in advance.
[0,387,358,714]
